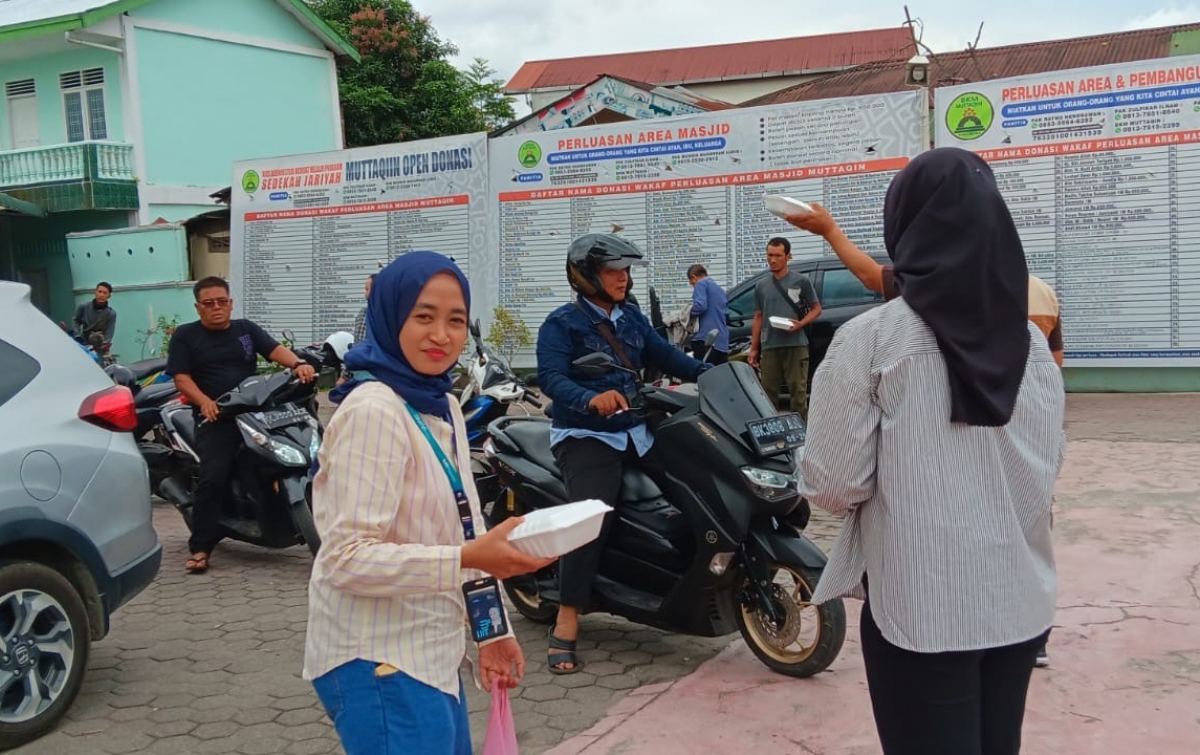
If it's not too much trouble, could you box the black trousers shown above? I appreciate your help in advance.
[689,340,728,365]
[190,418,240,554]
[860,600,1047,755]
[551,437,669,608]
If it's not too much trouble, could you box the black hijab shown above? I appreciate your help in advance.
[883,148,1029,427]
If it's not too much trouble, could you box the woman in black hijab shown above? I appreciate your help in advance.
[800,148,1066,755]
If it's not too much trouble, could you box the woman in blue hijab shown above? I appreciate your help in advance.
[304,252,553,755]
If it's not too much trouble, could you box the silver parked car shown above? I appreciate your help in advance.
[0,282,161,749]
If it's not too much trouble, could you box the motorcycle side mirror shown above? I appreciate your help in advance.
[470,319,482,339]
[281,328,296,345]
[703,329,719,349]
[572,352,616,377]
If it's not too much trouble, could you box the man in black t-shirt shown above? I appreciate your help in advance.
[167,276,316,573]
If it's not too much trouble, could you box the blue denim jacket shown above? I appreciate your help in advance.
[537,296,707,433]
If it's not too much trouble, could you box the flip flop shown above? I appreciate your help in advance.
[185,554,209,574]
[547,625,584,675]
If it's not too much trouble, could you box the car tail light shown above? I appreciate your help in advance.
[79,385,138,432]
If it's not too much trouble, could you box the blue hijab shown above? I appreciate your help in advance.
[330,252,470,419]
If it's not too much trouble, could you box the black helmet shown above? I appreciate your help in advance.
[566,233,647,302]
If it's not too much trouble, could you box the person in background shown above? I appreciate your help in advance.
[788,195,1066,669]
[537,233,709,674]
[687,264,729,364]
[352,273,376,344]
[73,281,117,352]
[306,253,551,754]
[747,237,822,419]
[166,276,317,573]
[801,149,1065,755]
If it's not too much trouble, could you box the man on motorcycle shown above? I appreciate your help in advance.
[167,276,317,573]
[536,233,709,673]
[73,281,117,353]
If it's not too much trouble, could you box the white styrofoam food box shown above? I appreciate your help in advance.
[506,499,613,558]
[769,315,795,330]
[764,195,813,219]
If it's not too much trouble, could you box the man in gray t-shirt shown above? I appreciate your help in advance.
[749,237,822,419]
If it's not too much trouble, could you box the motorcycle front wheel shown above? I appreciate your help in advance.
[733,561,845,678]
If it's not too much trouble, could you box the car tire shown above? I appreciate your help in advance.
[0,561,91,750]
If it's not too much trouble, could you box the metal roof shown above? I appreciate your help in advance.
[505,27,915,93]
[746,22,1200,106]
[0,191,46,217]
[0,0,360,59]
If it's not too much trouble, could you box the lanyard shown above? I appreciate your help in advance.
[402,402,477,541]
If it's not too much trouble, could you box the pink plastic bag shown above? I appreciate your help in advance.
[481,685,519,755]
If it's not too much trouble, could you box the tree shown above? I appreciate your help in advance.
[312,0,516,146]
[465,58,517,132]
[486,307,532,363]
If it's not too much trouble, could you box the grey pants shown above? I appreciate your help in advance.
[759,346,810,420]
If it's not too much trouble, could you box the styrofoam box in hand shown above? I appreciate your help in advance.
[769,316,794,330]
[506,499,613,558]
[764,195,813,219]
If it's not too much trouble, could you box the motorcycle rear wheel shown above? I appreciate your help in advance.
[734,561,845,678]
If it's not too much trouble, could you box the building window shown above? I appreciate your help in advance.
[4,79,39,150]
[60,68,107,142]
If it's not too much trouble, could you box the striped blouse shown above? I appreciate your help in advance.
[303,381,512,696]
[801,298,1066,653]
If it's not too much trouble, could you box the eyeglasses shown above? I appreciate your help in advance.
[197,298,232,309]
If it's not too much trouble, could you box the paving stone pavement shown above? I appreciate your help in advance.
[17,392,1191,754]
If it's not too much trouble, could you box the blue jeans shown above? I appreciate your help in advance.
[312,659,471,755]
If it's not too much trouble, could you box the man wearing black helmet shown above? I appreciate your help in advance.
[537,233,710,674]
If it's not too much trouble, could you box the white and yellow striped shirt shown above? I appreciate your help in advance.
[303,381,511,697]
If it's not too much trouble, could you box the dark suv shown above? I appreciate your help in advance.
[725,255,888,375]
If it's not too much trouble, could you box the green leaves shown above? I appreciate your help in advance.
[311,0,517,146]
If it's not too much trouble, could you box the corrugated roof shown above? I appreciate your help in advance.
[747,22,1200,106]
[0,191,46,217]
[506,27,915,93]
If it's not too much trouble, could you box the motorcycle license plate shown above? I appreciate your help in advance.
[745,413,806,456]
[262,408,310,429]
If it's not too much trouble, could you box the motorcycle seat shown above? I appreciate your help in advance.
[619,469,662,502]
[128,357,168,382]
[136,380,177,406]
[166,407,198,449]
[501,419,558,473]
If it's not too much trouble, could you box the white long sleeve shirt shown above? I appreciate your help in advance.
[802,298,1066,653]
[303,382,511,696]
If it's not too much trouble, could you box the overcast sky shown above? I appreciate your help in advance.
[413,1,1199,107]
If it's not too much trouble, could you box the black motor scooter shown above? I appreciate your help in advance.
[481,357,845,677]
[155,369,323,556]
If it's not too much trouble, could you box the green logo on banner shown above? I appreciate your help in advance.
[518,141,542,168]
[946,92,994,141]
[241,170,261,193]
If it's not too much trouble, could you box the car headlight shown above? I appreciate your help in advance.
[741,466,797,502]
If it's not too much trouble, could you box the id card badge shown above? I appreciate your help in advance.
[462,577,506,643]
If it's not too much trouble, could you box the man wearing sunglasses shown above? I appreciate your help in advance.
[166,276,317,573]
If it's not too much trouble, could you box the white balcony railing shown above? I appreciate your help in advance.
[0,142,135,188]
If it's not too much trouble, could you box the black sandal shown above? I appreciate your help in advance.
[547,626,584,675]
